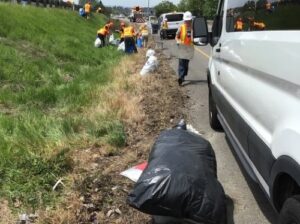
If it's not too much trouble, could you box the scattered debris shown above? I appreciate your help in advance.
[120,162,148,182]
[17,213,38,224]
[112,186,120,191]
[52,178,65,191]
[106,207,122,217]
[37,46,187,223]
[187,124,201,135]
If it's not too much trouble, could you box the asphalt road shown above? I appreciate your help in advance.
[157,37,279,224]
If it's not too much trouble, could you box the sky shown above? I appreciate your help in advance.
[101,0,181,7]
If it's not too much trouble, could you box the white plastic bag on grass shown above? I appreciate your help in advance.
[94,38,102,48]
[140,56,159,76]
[110,39,120,46]
[109,34,115,43]
[117,42,125,51]
[146,49,155,58]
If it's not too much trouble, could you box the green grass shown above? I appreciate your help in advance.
[0,3,126,210]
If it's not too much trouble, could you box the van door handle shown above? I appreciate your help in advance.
[216,48,221,53]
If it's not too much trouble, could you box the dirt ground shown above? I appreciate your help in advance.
[39,44,187,224]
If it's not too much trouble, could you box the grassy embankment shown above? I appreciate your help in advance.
[0,3,127,211]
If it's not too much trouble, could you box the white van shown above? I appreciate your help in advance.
[193,0,300,223]
[159,12,184,38]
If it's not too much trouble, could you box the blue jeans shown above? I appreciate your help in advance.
[178,59,190,80]
[124,37,138,53]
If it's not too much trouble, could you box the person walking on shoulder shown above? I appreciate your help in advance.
[175,11,194,86]
[140,23,149,48]
[160,18,168,40]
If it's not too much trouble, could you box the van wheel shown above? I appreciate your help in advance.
[279,195,300,224]
[209,90,222,131]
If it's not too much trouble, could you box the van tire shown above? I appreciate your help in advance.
[209,90,222,131]
[279,195,300,224]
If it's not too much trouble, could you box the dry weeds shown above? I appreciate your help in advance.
[0,201,15,224]
[33,46,186,224]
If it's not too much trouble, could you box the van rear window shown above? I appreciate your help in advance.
[166,14,183,22]
[226,0,300,32]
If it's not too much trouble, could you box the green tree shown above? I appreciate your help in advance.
[203,0,218,18]
[178,0,204,16]
[154,0,178,16]
[177,0,189,12]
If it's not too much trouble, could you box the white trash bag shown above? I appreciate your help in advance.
[109,34,115,43]
[140,56,159,76]
[146,49,155,58]
[94,38,102,48]
[117,42,125,51]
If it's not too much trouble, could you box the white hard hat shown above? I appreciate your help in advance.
[183,11,193,21]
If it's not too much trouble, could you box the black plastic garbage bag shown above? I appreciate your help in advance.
[127,129,227,224]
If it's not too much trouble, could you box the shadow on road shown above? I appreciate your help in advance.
[225,137,279,224]
[226,195,235,224]
[182,80,207,87]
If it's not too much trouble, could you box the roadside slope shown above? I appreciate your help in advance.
[0,6,188,223]
[0,2,123,213]
[40,48,188,224]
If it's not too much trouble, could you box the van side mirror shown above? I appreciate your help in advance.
[193,17,209,46]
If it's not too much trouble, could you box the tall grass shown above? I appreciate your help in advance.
[0,3,126,210]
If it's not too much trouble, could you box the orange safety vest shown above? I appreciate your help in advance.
[178,24,192,46]
[235,21,243,31]
[162,21,168,29]
[124,26,135,37]
[84,3,91,13]
[140,26,149,36]
[253,22,266,30]
[97,26,108,36]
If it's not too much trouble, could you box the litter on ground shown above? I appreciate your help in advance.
[140,55,159,76]
[120,162,148,182]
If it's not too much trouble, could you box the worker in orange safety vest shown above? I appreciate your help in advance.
[234,17,243,31]
[84,1,92,19]
[160,18,168,40]
[97,25,109,47]
[175,11,194,86]
[123,25,137,53]
[139,23,149,48]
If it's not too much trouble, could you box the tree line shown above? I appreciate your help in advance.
[154,0,219,18]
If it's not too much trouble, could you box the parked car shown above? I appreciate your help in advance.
[193,0,300,223]
[158,12,184,39]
